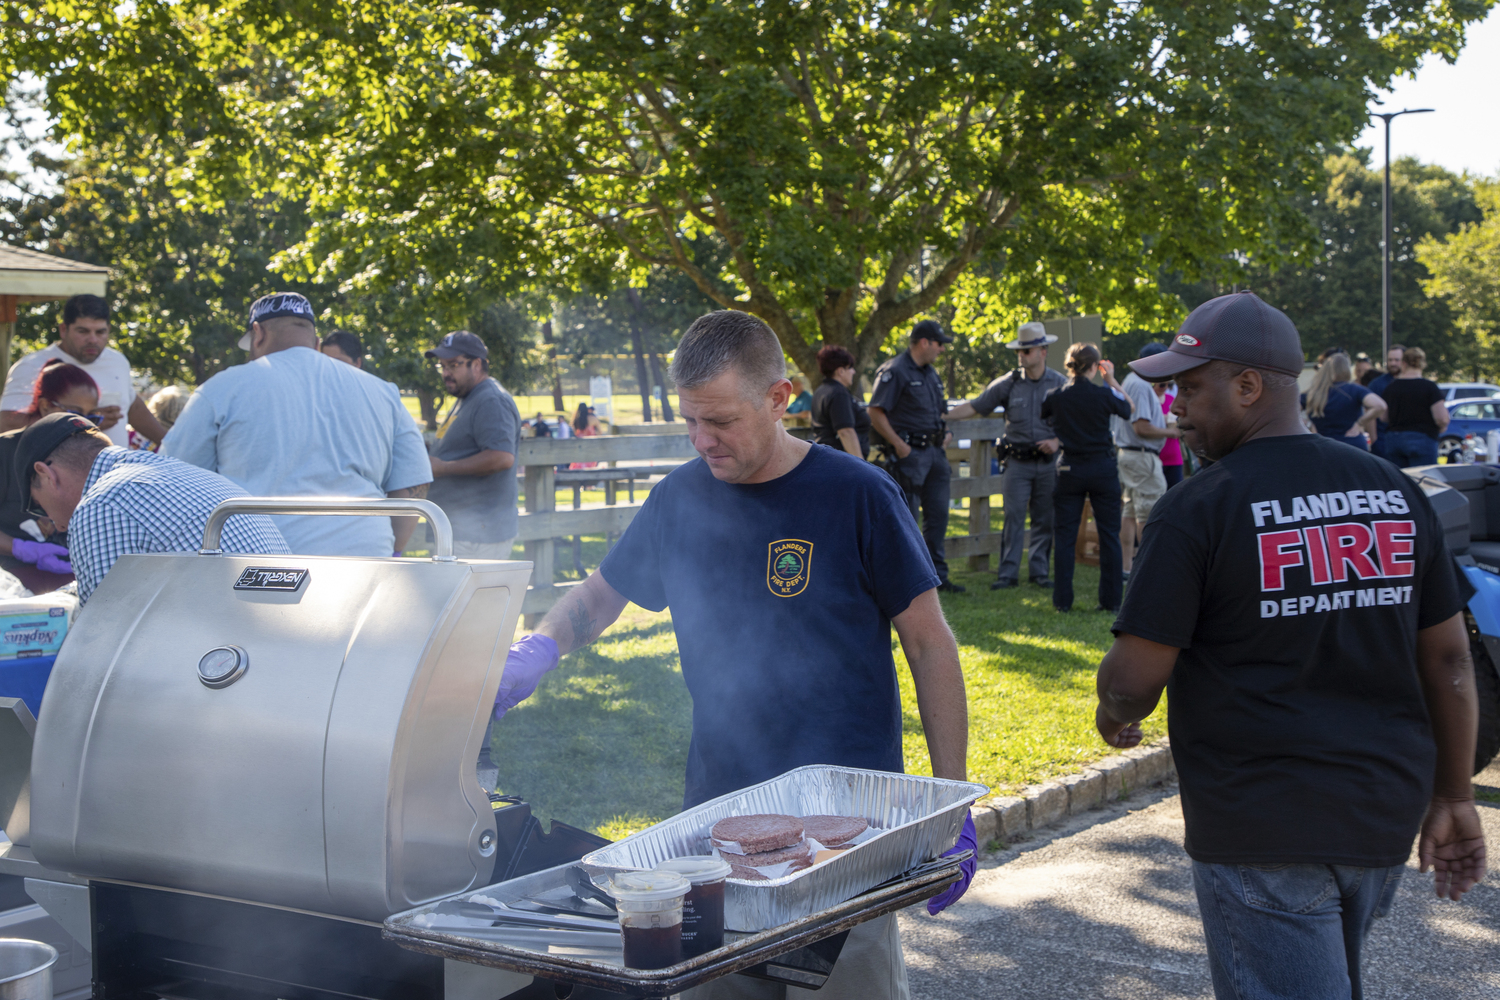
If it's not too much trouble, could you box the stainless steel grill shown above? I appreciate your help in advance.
[29,497,531,922]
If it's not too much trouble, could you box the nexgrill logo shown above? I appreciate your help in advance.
[234,567,309,592]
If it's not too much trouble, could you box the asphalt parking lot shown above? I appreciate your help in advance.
[899,765,1500,999]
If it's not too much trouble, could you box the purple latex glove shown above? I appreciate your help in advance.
[11,540,68,566]
[36,552,72,575]
[926,811,977,915]
[493,633,561,719]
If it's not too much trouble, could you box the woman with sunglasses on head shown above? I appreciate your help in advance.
[0,360,97,576]
[25,359,101,426]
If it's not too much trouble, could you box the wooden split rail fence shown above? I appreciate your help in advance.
[513,417,1010,620]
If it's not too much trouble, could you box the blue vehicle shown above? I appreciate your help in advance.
[1438,398,1500,463]
[1406,463,1500,771]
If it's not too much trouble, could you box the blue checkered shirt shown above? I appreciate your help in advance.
[70,447,289,603]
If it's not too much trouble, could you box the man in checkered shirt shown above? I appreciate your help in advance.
[16,413,288,602]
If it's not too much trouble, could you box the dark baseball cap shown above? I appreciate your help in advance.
[15,413,102,515]
[239,292,316,350]
[425,330,490,360]
[1129,291,1303,381]
[911,319,953,344]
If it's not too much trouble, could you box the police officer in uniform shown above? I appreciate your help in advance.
[869,319,965,592]
[949,322,1066,591]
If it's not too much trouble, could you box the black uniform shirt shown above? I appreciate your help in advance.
[971,367,1067,445]
[810,380,871,456]
[1114,434,1472,867]
[1040,378,1131,460]
[869,350,946,437]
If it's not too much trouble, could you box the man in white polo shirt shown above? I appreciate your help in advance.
[0,294,167,447]
[162,292,432,557]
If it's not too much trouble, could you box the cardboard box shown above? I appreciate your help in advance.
[0,602,71,659]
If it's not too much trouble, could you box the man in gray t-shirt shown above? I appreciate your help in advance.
[425,331,522,558]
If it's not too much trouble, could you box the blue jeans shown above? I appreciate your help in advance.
[1382,430,1438,468]
[1051,454,1122,611]
[1192,861,1403,1000]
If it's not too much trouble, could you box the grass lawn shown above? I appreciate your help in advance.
[491,514,1166,840]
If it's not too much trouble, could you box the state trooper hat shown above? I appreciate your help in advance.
[15,413,101,515]
[1005,321,1058,350]
[239,292,317,351]
[1129,291,1303,381]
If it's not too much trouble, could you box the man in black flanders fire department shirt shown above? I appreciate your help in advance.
[1092,292,1486,1000]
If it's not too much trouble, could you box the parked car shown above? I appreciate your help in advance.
[1439,398,1500,461]
[1437,382,1500,402]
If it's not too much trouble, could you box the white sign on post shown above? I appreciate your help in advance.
[589,375,614,422]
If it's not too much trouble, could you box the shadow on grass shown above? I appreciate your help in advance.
[899,561,1166,795]
[491,608,690,837]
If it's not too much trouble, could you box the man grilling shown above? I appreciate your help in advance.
[16,413,288,603]
[496,310,972,1000]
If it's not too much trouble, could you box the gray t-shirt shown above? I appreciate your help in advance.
[1112,372,1164,453]
[428,378,522,542]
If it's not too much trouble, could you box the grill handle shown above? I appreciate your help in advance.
[199,497,455,561]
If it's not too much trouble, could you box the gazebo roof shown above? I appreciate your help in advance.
[0,245,109,300]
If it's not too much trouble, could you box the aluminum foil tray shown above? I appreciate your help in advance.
[581,765,988,931]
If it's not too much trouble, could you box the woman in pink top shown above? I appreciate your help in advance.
[1156,382,1184,488]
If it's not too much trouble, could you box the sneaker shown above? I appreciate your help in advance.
[937,580,967,594]
[1030,577,1051,587]
[990,579,1018,591]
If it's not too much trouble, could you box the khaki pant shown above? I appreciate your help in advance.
[452,537,516,560]
[1117,449,1166,522]
[681,913,908,1000]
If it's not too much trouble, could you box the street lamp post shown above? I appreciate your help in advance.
[1371,107,1434,364]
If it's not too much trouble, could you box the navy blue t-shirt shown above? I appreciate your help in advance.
[598,445,939,807]
[1302,382,1372,444]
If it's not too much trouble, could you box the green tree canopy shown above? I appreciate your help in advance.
[1418,178,1500,378]
[1,0,1487,382]
[1238,152,1481,374]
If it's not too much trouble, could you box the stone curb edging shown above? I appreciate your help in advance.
[972,739,1176,847]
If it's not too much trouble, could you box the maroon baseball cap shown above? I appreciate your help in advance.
[1129,291,1304,381]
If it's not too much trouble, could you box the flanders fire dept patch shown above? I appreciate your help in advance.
[767,539,813,597]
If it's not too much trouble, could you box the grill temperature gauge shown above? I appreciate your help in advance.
[198,645,249,688]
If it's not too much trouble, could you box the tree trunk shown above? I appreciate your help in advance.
[624,296,654,423]
[416,388,442,431]
[648,352,674,421]
[543,318,564,412]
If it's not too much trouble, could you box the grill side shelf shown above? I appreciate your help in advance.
[382,856,961,997]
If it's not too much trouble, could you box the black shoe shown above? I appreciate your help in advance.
[937,580,967,594]
[1094,605,1119,613]
[1030,577,1051,587]
[1054,605,1073,613]
[990,579,1018,591]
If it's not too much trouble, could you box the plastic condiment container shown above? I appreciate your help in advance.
[608,871,691,969]
[655,855,732,956]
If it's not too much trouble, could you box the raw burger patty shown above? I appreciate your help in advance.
[802,815,868,847]
[718,839,813,867]
[729,858,812,882]
[710,814,804,854]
